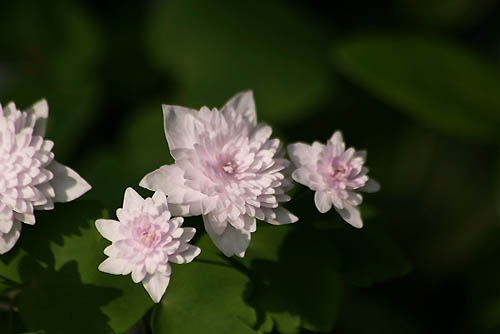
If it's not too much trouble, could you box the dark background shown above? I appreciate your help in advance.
[2,0,500,333]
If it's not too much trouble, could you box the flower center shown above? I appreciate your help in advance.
[330,159,348,179]
[222,161,237,174]
[136,226,161,247]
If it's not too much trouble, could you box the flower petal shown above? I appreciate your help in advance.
[162,104,201,150]
[140,165,206,216]
[204,218,250,258]
[0,220,22,254]
[335,203,363,228]
[266,206,298,225]
[98,258,133,275]
[314,191,332,213]
[360,178,380,193]
[221,90,257,126]
[123,187,145,211]
[48,160,91,202]
[171,244,201,264]
[142,273,170,303]
[25,99,49,137]
[287,142,321,169]
[95,219,121,242]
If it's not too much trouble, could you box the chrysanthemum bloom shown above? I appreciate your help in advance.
[140,91,297,257]
[288,131,379,228]
[95,188,200,303]
[0,100,91,254]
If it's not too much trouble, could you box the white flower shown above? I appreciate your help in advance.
[140,91,297,258]
[0,100,91,254]
[95,188,200,303]
[288,131,379,228]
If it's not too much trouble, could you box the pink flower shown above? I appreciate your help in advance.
[140,91,297,258]
[0,100,91,254]
[96,188,200,303]
[288,131,379,228]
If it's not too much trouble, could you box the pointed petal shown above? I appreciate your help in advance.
[123,187,144,210]
[287,142,321,169]
[204,218,250,258]
[336,203,363,228]
[142,273,170,303]
[95,219,121,242]
[171,245,201,264]
[48,160,91,202]
[361,178,380,193]
[221,90,257,126]
[140,165,206,216]
[266,206,298,225]
[98,258,133,275]
[162,104,201,150]
[25,99,49,137]
[314,191,332,213]
[0,220,22,254]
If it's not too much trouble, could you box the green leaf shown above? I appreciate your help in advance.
[147,0,333,125]
[334,34,500,142]
[329,221,413,287]
[151,236,257,334]
[241,224,341,333]
[1,201,154,334]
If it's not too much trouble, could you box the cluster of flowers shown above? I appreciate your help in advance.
[1,91,378,303]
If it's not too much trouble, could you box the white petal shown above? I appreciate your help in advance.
[221,90,257,126]
[140,165,205,216]
[48,160,91,202]
[335,203,363,228]
[204,218,250,258]
[361,179,380,193]
[123,187,145,211]
[291,168,314,188]
[328,131,344,146]
[266,206,298,225]
[287,142,321,169]
[98,258,133,275]
[142,273,170,303]
[203,214,227,235]
[162,104,201,150]
[25,99,48,137]
[0,216,14,234]
[95,219,121,242]
[0,220,22,254]
[314,191,332,213]
[171,245,201,264]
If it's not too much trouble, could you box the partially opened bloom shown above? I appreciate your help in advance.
[96,188,200,303]
[140,91,297,258]
[288,131,379,228]
[0,100,91,254]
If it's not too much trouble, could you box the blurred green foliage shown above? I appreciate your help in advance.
[1,0,500,333]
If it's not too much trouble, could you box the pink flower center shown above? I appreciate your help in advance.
[330,159,348,179]
[135,224,161,248]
